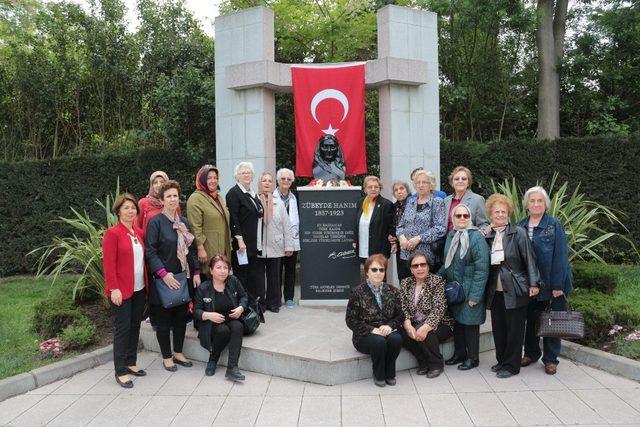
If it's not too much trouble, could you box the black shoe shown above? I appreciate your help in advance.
[426,369,443,379]
[445,355,466,366]
[115,374,133,388]
[385,378,396,386]
[205,361,217,376]
[496,369,514,379]
[225,366,245,381]
[173,357,193,367]
[457,359,479,371]
[163,361,178,372]
[416,366,428,376]
[268,306,280,313]
[374,378,386,387]
[125,367,147,377]
[490,363,502,372]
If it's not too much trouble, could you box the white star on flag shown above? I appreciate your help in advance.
[322,124,339,135]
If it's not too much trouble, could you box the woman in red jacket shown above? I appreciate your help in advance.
[103,193,148,388]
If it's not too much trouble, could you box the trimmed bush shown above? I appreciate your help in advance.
[572,262,620,294]
[32,295,84,339]
[61,316,97,350]
[570,289,640,344]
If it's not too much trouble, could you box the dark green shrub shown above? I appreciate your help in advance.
[572,262,620,294]
[61,316,97,350]
[32,293,84,338]
[570,289,640,344]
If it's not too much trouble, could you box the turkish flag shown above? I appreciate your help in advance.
[292,63,367,178]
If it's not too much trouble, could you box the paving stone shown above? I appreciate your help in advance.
[303,382,341,396]
[554,362,605,389]
[478,367,530,392]
[574,388,640,424]
[535,390,607,425]
[49,395,116,426]
[410,368,455,394]
[85,372,126,396]
[0,394,45,425]
[170,395,225,426]
[496,390,562,425]
[156,367,203,396]
[420,393,473,426]
[255,396,302,426]
[228,371,272,396]
[25,377,68,394]
[518,365,568,391]
[444,365,492,393]
[120,369,172,396]
[341,395,384,426]
[192,371,235,396]
[10,394,80,426]
[298,395,341,426]
[88,394,151,426]
[457,392,516,426]
[266,376,305,396]
[381,395,428,426]
[579,364,640,389]
[213,396,262,426]
[130,395,188,426]
[612,387,640,411]
[52,367,110,395]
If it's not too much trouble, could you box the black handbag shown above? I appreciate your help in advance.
[429,201,446,264]
[242,297,265,336]
[445,256,466,305]
[155,272,190,309]
[536,296,585,339]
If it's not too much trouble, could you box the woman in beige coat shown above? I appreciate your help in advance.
[257,172,295,312]
[187,165,232,276]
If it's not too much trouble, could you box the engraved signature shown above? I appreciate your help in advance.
[328,249,356,260]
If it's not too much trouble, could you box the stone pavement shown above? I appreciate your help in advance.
[1,350,639,426]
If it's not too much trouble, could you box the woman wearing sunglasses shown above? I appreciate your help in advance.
[443,166,489,233]
[346,254,404,387]
[440,204,490,371]
[399,252,453,379]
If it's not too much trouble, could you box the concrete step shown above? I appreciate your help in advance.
[140,306,494,385]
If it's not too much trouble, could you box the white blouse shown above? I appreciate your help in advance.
[131,235,145,292]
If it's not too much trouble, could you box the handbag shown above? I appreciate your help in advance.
[445,256,466,305]
[155,272,190,309]
[536,295,585,339]
[429,201,446,264]
[242,297,265,336]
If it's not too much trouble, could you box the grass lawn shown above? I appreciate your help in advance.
[613,265,640,314]
[0,276,77,380]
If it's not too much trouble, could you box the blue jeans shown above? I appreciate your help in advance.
[524,298,566,365]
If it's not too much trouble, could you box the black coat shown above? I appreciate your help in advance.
[225,184,263,257]
[485,224,541,310]
[194,275,249,351]
[354,195,395,258]
[145,214,198,305]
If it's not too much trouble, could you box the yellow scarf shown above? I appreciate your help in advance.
[362,196,377,216]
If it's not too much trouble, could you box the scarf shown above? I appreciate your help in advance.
[195,165,225,214]
[147,171,169,209]
[362,196,377,217]
[367,280,384,309]
[491,225,507,265]
[163,210,195,277]
[444,203,478,268]
[258,191,273,225]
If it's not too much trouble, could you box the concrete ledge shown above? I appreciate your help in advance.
[561,339,640,381]
[0,345,113,402]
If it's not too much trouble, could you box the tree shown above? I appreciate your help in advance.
[536,0,568,141]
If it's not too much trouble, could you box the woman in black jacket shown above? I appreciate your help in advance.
[145,180,200,371]
[194,255,249,381]
[354,176,396,262]
[484,194,540,379]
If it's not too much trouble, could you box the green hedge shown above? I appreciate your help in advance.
[1,136,638,276]
[572,262,621,294]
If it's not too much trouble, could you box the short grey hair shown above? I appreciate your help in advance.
[234,161,254,181]
[392,180,410,192]
[523,186,551,210]
[276,168,295,182]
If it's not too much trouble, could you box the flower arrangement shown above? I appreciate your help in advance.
[308,178,351,187]
[39,338,62,358]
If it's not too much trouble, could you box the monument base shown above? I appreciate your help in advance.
[140,306,495,385]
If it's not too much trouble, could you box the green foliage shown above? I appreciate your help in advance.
[490,173,636,263]
[572,262,620,294]
[32,293,84,339]
[570,289,640,345]
[612,334,640,361]
[61,316,96,350]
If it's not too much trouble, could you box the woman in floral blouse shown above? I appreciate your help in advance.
[346,254,404,387]
[400,252,453,379]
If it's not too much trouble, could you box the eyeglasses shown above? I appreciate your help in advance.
[410,262,428,269]
[369,267,385,273]
[280,177,293,181]
[453,176,468,181]
[455,213,470,219]
[239,171,252,176]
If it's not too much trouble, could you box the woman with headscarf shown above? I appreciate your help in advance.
[440,204,490,371]
[257,172,294,312]
[136,171,182,237]
[187,165,232,276]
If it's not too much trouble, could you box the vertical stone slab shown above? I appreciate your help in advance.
[215,7,276,192]
[378,5,440,196]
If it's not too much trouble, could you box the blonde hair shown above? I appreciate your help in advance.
[363,175,383,190]
[486,193,514,216]
[448,166,473,187]
[413,170,436,193]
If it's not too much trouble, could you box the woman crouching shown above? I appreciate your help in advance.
[195,255,248,381]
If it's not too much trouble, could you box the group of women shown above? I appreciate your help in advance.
[102,163,300,388]
[347,166,572,386]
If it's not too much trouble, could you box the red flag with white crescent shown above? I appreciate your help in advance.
[291,63,367,179]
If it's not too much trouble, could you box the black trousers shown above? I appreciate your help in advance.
[396,253,411,283]
[453,323,480,362]
[264,257,282,309]
[491,291,527,374]
[154,303,188,359]
[402,324,453,370]
[232,253,266,307]
[281,251,298,301]
[209,319,244,368]
[354,332,403,381]
[110,289,146,376]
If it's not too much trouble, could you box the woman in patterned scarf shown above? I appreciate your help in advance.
[136,171,182,237]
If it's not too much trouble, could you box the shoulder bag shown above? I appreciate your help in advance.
[155,272,190,309]
[242,296,266,336]
[536,295,584,339]
[445,258,466,305]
